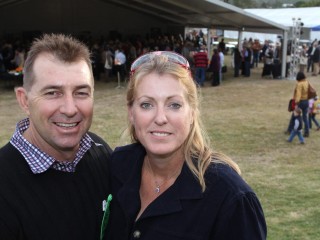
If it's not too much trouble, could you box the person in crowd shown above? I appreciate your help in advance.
[299,44,308,74]
[0,33,112,240]
[91,43,102,80]
[252,39,261,68]
[285,71,310,137]
[241,42,251,77]
[127,41,137,67]
[233,44,242,77]
[1,42,15,70]
[287,107,305,144]
[104,45,114,81]
[272,42,282,79]
[106,51,267,240]
[209,48,221,86]
[114,45,127,82]
[260,40,269,63]
[308,96,320,131]
[307,39,316,73]
[218,37,226,54]
[11,46,25,69]
[218,47,225,81]
[193,45,208,87]
[261,44,273,78]
[181,40,194,69]
[312,42,320,76]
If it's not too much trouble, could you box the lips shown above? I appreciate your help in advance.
[151,131,170,137]
[55,122,79,128]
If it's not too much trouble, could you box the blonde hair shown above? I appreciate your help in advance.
[127,53,240,191]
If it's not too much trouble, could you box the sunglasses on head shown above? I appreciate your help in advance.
[130,51,190,76]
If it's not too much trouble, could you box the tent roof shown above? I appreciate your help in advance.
[100,0,288,34]
[245,7,320,29]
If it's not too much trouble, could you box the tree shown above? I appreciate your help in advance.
[232,0,258,8]
[295,1,306,7]
[301,0,320,6]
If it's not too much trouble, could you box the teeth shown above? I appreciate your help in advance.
[152,132,169,136]
[56,122,77,127]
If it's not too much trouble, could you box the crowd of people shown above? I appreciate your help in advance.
[2,32,320,86]
[0,32,237,89]
[238,37,320,80]
[0,32,204,83]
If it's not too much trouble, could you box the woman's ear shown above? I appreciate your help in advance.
[190,109,195,125]
[15,87,30,116]
[128,106,134,125]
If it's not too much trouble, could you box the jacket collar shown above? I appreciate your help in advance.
[115,144,203,220]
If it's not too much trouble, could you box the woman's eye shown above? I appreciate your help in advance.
[141,102,152,109]
[170,103,182,109]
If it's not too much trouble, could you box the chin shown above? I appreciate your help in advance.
[148,147,178,157]
[56,138,81,150]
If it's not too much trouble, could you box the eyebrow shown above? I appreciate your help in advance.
[40,84,92,92]
[137,94,184,101]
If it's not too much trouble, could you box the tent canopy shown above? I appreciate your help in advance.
[100,0,288,34]
[0,0,288,36]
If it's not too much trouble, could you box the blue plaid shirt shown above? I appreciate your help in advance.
[10,118,93,174]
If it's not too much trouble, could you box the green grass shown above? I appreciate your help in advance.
[1,61,320,239]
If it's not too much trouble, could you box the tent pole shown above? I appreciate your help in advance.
[282,30,288,79]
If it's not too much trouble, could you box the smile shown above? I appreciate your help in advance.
[151,132,170,137]
[55,122,78,128]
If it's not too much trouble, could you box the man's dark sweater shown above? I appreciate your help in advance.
[0,133,112,240]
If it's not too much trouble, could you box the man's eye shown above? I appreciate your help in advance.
[45,91,59,96]
[141,103,152,109]
[76,91,90,97]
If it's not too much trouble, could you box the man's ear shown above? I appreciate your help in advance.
[15,87,30,116]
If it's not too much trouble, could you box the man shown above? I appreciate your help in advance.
[0,34,112,240]
[193,45,208,87]
[218,38,226,54]
[251,39,261,68]
[114,46,127,82]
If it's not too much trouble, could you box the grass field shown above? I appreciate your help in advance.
[1,61,320,239]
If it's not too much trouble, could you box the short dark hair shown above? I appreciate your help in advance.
[23,33,93,90]
[296,71,306,81]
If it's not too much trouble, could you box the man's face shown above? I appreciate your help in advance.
[19,53,94,160]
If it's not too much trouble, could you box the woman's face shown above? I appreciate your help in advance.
[129,72,193,158]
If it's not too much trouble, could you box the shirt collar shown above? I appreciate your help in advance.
[10,118,93,174]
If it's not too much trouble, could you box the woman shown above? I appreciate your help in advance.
[107,51,267,239]
[299,44,308,74]
[286,71,310,137]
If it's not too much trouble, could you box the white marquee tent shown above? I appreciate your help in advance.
[228,7,320,41]
[245,7,320,29]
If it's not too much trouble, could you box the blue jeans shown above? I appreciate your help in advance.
[309,113,320,129]
[244,61,251,76]
[253,52,259,67]
[299,100,309,135]
[288,130,304,143]
[195,67,206,86]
